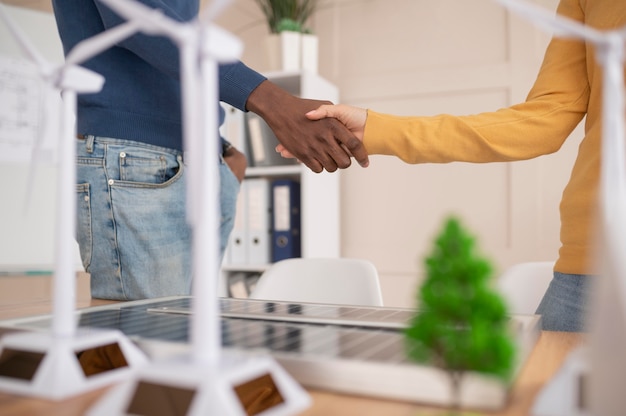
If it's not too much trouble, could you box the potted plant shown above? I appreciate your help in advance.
[255,0,317,34]
[405,217,516,414]
[254,0,319,72]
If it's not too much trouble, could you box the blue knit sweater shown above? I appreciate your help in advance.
[52,0,266,151]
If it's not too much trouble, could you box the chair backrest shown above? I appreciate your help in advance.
[248,258,384,307]
[497,261,554,315]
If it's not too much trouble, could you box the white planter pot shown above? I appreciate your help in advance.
[266,31,301,72]
[301,33,318,74]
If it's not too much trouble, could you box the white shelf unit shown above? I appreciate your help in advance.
[220,71,341,297]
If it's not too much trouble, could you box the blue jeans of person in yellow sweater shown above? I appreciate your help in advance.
[75,135,239,300]
[535,272,591,332]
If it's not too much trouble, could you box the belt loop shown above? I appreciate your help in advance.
[85,135,95,153]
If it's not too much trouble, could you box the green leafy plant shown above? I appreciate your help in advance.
[254,0,318,34]
[405,216,516,412]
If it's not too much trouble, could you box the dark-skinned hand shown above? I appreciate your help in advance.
[246,80,369,173]
[223,145,247,183]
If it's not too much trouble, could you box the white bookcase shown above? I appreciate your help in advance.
[219,70,341,297]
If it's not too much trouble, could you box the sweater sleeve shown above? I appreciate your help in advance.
[219,62,267,112]
[94,0,265,111]
[363,0,589,164]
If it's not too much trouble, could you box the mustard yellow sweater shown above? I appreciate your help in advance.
[363,0,625,275]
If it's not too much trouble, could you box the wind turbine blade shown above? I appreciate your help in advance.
[59,66,105,93]
[23,84,60,212]
[0,4,50,71]
[98,0,161,24]
[496,0,604,43]
[23,85,48,212]
[99,0,182,37]
[198,0,240,63]
[200,0,231,23]
[204,25,242,62]
[65,20,142,66]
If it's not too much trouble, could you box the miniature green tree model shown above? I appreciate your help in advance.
[405,216,516,412]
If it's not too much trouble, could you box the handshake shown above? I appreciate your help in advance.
[275,104,369,167]
[245,80,368,173]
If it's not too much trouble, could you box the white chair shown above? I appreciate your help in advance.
[497,261,555,315]
[248,258,384,307]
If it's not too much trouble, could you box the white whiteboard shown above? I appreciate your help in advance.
[0,5,81,272]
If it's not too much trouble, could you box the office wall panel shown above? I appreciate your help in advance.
[214,0,571,307]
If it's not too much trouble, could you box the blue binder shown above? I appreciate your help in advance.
[271,179,301,262]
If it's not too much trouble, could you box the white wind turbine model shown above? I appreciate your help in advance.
[87,1,310,415]
[497,1,626,415]
[0,6,147,399]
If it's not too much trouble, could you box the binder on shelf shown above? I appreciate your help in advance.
[271,179,301,262]
[219,103,249,160]
[227,180,249,265]
[246,178,272,265]
[246,112,298,167]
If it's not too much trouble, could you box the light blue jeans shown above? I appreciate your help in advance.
[535,272,592,332]
[76,135,239,300]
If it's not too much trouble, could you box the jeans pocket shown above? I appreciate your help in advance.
[114,147,183,188]
[76,182,92,271]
